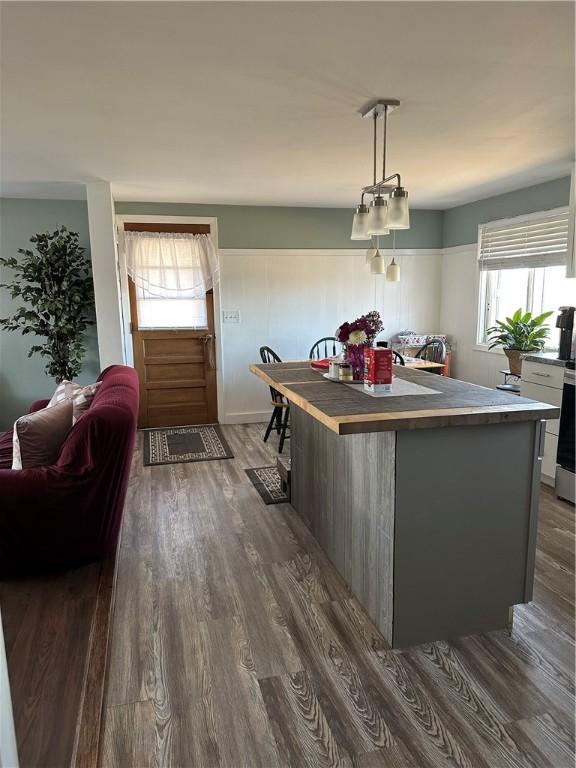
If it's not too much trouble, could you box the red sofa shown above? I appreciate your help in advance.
[0,365,139,576]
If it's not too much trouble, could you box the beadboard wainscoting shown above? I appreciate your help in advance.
[218,248,443,423]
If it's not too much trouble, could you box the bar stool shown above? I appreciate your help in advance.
[259,346,290,453]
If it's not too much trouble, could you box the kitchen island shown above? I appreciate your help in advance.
[250,361,560,647]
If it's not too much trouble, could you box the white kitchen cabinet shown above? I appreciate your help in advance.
[520,381,561,437]
[522,360,565,390]
[542,433,559,480]
[520,360,564,485]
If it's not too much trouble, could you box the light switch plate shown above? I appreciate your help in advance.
[222,310,241,323]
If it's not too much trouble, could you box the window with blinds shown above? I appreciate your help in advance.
[478,208,570,271]
[476,206,573,350]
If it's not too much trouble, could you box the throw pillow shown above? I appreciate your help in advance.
[12,400,73,470]
[48,380,100,423]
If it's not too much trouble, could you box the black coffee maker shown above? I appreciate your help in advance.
[556,306,575,361]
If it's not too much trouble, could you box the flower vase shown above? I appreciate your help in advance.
[345,343,370,381]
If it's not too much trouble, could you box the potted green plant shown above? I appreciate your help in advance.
[0,226,95,381]
[486,308,553,376]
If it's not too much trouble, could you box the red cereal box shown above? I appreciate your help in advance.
[364,347,392,392]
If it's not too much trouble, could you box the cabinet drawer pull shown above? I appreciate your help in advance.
[533,372,551,378]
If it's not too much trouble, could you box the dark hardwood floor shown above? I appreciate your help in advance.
[100,424,575,768]
[0,556,115,768]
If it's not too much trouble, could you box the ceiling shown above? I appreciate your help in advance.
[1,1,574,209]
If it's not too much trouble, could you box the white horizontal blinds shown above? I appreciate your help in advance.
[478,209,569,271]
[567,166,575,278]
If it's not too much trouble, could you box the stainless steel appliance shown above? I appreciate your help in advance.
[556,306,575,361]
[556,362,575,503]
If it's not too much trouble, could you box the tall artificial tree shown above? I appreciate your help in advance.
[0,226,95,381]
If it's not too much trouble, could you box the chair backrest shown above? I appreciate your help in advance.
[259,346,284,403]
[415,339,447,364]
[393,351,405,366]
[260,346,282,364]
[309,337,340,360]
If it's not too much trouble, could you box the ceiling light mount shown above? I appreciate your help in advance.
[360,98,401,119]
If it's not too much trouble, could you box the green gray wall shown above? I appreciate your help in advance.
[0,177,570,429]
[0,198,100,430]
[0,197,441,431]
[442,177,571,247]
[115,202,443,249]
[118,178,570,251]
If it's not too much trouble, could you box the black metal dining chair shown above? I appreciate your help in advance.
[309,337,340,360]
[259,346,290,453]
[415,339,447,364]
[393,351,405,365]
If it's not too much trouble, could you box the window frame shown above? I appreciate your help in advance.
[476,267,560,350]
[475,206,571,353]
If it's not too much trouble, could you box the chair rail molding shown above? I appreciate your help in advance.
[219,248,442,258]
[441,243,478,257]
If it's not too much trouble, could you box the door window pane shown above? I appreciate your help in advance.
[137,295,207,329]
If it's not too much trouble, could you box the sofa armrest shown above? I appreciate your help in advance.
[0,467,50,576]
[29,399,50,413]
[0,467,48,501]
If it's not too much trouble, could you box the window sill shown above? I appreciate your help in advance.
[473,344,560,356]
[473,344,505,356]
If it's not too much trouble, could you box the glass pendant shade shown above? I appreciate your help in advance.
[365,246,377,264]
[367,197,390,235]
[370,250,386,274]
[387,188,410,229]
[386,257,400,282]
[350,204,371,240]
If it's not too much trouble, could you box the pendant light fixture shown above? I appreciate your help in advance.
[386,257,401,282]
[368,236,384,273]
[351,99,410,276]
[370,251,387,274]
[368,235,401,280]
[387,188,410,230]
[351,202,370,240]
[385,231,401,281]
[367,196,390,236]
[365,244,377,264]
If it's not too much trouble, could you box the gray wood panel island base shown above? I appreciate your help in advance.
[250,362,560,648]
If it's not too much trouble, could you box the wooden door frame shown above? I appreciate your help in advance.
[115,214,223,423]
[127,277,217,427]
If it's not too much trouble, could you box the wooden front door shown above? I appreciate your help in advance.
[129,282,218,429]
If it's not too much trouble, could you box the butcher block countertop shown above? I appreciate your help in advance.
[250,361,560,435]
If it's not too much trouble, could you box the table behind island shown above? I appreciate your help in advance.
[250,362,560,647]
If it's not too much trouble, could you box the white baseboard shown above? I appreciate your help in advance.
[222,411,270,424]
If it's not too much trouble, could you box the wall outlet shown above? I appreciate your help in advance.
[222,309,241,323]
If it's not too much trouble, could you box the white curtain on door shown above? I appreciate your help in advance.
[124,231,218,298]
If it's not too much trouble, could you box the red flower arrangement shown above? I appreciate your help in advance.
[335,310,384,346]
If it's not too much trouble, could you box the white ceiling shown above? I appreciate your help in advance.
[1,1,574,209]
